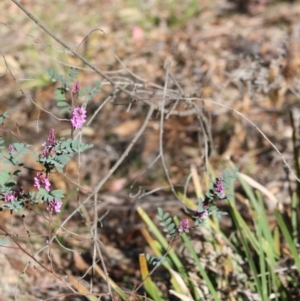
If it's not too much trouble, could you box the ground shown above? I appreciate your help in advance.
[0,0,300,300]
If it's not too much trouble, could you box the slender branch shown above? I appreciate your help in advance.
[132,235,179,294]
[76,28,105,53]
[189,97,300,183]
[0,225,63,282]
[57,105,155,232]
[159,62,179,198]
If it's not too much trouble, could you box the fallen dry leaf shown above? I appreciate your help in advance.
[111,119,141,137]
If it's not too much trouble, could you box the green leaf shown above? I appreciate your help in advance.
[158,209,164,216]
[0,112,9,125]
[165,217,172,225]
[36,188,52,203]
[55,88,66,101]
[57,101,68,107]
[4,200,24,211]
[68,67,79,82]
[60,107,70,114]
[51,189,64,201]
[0,170,10,186]
[9,143,30,165]
[45,69,66,85]
[163,212,170,219]
[12,170,21,176]
[167,223,175,230]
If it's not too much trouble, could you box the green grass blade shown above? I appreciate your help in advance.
[291,193,298,245]
[229,203,259,252]
[256,192,278,259]
[275,209,300,273]
[141,227,191,296]
[139,254,166,301]
[231,209,263,297]
[256,221,268,301]
[174,217,221,301]
[137,207,188,278]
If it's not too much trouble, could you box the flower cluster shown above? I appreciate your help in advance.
[71,80,80,94]
[195,206,209,219]
[34,172,51,192]
[47,199,62,214]
[177,218,190,233]
[70,107,86,129]
[177,177,227,234]
[214,177,225,199]
[42,128,56,158]
[33,172,63,214]
[8,144,15,154]
[4,191,17,202]
[2,187,25,203]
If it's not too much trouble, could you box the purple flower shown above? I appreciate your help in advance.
[70,107,86,129]
[195,206,209,220]
[34,172,51,192]
[47,128,56,146]
[177,218,190,233]
[19,186,24,196]
[42,129,56,158]
[4,192,17,202]
[8,144,15,154]
[47,199,62,214]
[34,172,42,190]
[215,177,225,199]
[41,147,49,158]
[71,80,80,94]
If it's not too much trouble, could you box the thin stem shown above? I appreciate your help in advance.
[58,105,155,233]
[159,62,178,198]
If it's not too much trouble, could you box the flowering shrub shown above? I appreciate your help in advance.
[0,67,237,300]
[0,127,92,214]
[0,68,98,215]
[147,169,237,266]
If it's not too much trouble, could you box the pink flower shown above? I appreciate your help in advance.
[19,187,24,196]
[41,148,49,158]
[195,207,209,219]
[132,26,144,47]
[8,144,15,154]
[34,172,51,192]
[132,26,144,41]
[70,107,86,129]
[42,129,56,158]
[47,128,56,146]
[72,80,80,94]
[4,192,17,202]
[215,177,225,199]
[177,218,190,233]
[47,199,62,214]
